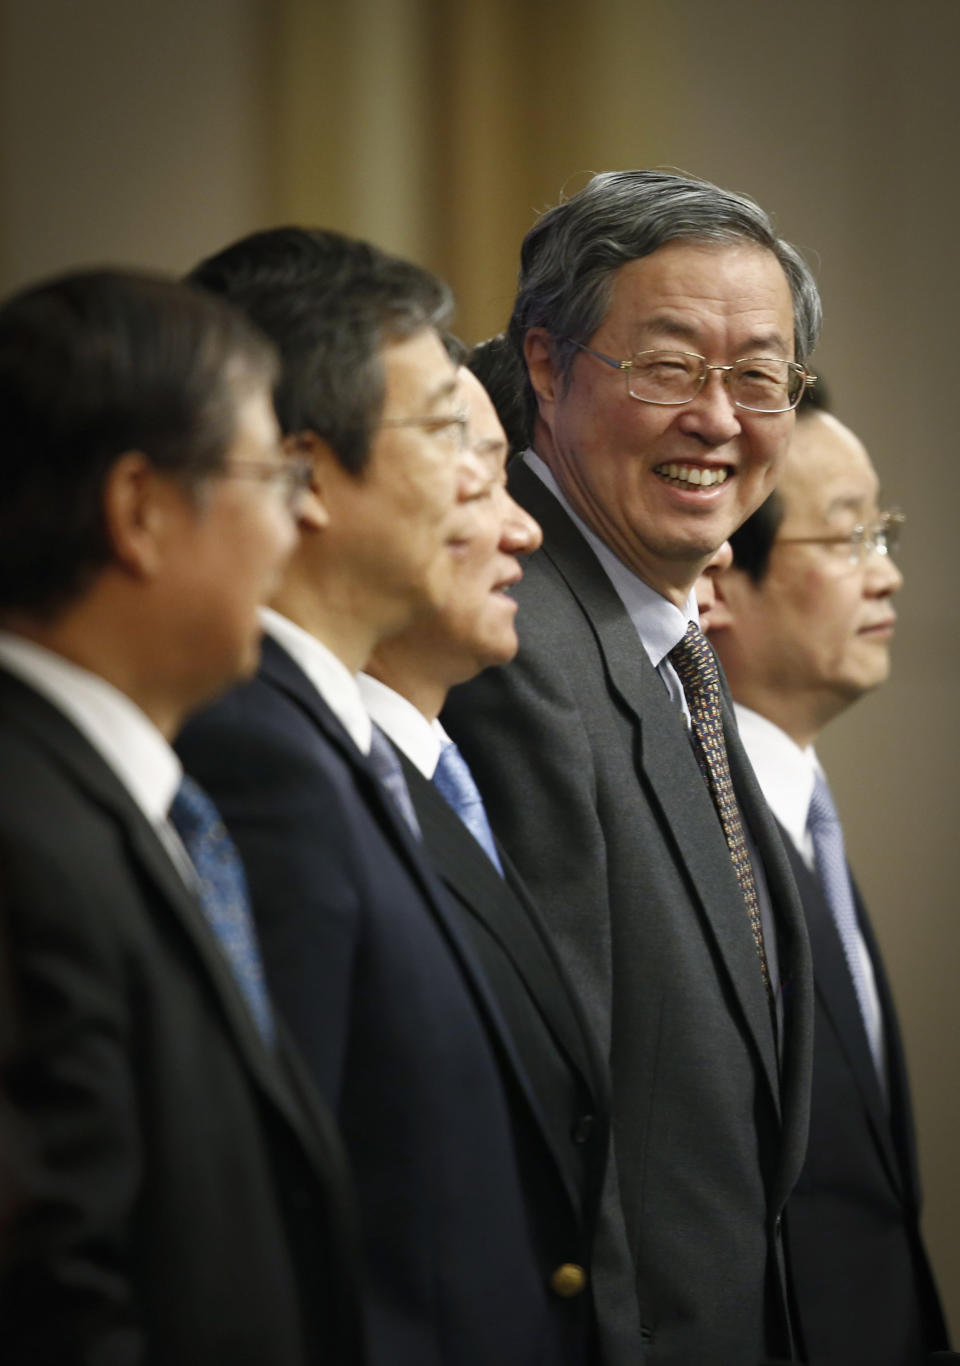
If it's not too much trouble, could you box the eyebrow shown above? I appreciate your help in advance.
[425,374,460,408]
[634,316,792,356]
[822,493,872,519]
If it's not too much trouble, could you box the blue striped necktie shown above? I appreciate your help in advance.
[169,774,275,1045]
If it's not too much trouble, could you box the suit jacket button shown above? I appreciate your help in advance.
[550,1263,586,1298]
[571,1114,595,1144]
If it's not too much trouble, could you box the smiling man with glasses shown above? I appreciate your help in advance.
[443,169,821,1366]
[706,391,948,1366]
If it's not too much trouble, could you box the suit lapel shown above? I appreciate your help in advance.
[0,668,330,1166]
[400,752,604,1103]
[258,637,569,1163]
[780,831,904,1195]
[511,463,782,1111]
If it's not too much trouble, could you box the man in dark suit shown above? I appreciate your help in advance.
[443,170,821,1365]
[359,362,614,1352]
[0,270,363,1365]
[177,229,593,1366]
[707,396,948,1365]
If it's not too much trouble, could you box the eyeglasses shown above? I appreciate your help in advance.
[224,457,314,510]
[776,509,905,566]
[566,340,815,413]
[379,411,469,451]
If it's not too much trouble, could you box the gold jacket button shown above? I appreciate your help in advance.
[549,1263,586,1298]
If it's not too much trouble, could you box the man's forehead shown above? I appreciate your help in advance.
[599,241,794,351]
[781,414,878,518]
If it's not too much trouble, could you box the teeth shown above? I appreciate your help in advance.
[657,464,729,488]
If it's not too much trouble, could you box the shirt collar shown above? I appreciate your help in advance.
[357,673,447,778]
[523,449,697,666]
[733,703,822,859]
[260,607,372,754]
[0,631,181,824]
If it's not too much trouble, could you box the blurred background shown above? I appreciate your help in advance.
[2,0,957,1332]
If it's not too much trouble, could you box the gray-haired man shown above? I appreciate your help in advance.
[444,171,820,1365]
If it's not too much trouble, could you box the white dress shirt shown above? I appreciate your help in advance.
[357,673,449,779]
[734,703,883,1052]
[260,607,372,755]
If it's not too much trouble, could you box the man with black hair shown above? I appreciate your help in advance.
[707,395,948,1366]
[179,228,592,1366]
[0,268,363,1365]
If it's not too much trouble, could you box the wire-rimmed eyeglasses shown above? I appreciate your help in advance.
[566,339,815,414]
[224,457,314,510]
[776,509,904,566]
[379,410,469,451]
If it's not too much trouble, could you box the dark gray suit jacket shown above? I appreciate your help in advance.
[780,834,948,1366]
[443,462,815,1366]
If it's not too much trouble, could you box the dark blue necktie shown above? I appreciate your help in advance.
[433,739,504,876]
[368,724,422,839]
[169,775,275,1046]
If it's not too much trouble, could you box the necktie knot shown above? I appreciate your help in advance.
[668,620,721,703]
[433,740,503,876]
[169,774,274,1045]
[807,771,841,834]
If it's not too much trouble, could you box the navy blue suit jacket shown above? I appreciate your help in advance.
[0,667,364,1366]
[781,834,948,1366]
[177,635,591,1366]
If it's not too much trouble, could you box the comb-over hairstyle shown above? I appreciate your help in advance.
[508,169,822,434]
[0,268,277,617]
[188,227,453,476]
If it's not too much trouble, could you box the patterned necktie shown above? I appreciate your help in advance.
[433,739,504,876]
[368,724,422,840]
[669,621,771,996]
[807,772,884,1080]
[169,775,275,1045]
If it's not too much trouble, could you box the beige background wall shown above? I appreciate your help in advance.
[2,0,957,1333]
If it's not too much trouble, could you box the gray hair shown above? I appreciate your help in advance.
[508,170,822,436]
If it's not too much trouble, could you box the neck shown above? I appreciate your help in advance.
[365,640,449,722]
[731,682,825,751]
[2,607,188,740]
[271,570,379,676]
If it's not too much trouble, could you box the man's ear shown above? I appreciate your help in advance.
[282,431,331,532]
[523,328,561,414]
[704,567,741,633]
[101,451,170,578]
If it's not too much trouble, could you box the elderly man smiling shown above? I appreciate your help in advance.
[444,170,821,1366]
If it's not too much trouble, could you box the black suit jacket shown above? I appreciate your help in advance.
[0,667,364,1366]
[397,751,610,1280]
[176,634,591,1366]
[780,833,948,1366]
[443,462,815,1366]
